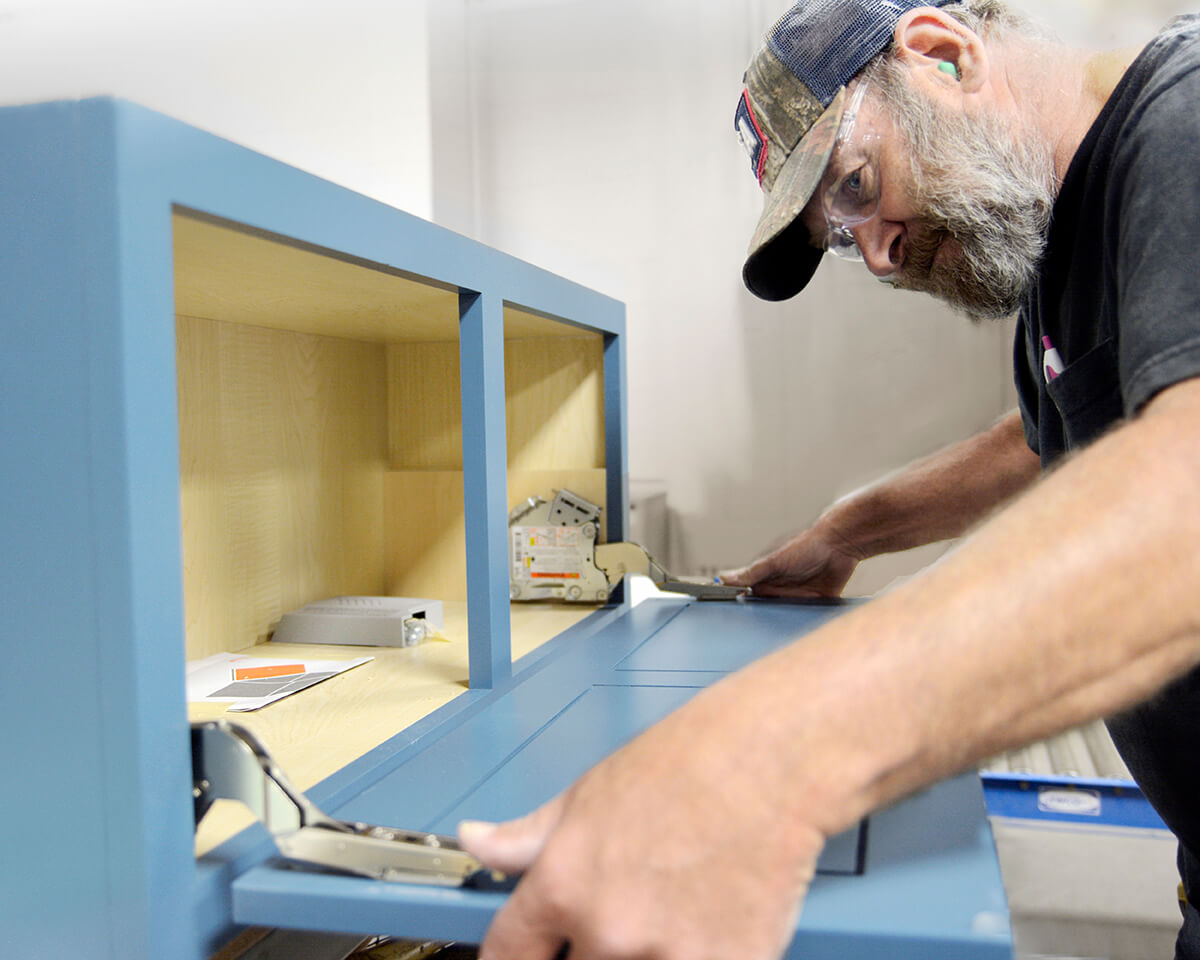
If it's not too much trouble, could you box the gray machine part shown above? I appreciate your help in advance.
[272,596,444,648]
[509,490,745,602]
[508,491,612,602]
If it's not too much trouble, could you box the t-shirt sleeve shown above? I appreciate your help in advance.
[1114,54,1200,413]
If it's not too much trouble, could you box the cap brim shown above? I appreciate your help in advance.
[743,88,846,302]
[743,217,823,301]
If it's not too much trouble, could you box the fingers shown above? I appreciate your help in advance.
[458,795,565,875]
[719,555,776,587]
[742,582,823,598]
[478,877,568,960]
[723,559,818,596]
[463,800,571,960]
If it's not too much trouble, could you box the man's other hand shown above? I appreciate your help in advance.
[720,524,861,598]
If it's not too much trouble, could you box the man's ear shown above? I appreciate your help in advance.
[893,6,988,93]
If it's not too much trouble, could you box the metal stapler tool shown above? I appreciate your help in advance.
[508,489,746,602]
[191,719,512,890]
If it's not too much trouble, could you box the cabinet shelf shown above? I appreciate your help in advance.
[190,601,600,857]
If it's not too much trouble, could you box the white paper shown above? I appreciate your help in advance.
[186,652,373,712]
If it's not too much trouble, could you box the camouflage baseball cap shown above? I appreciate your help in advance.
[737,0,956,301]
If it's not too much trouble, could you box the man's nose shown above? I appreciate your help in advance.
[852,218,904,277]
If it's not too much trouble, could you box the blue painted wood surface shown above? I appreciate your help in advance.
[231,599,1011,957]
[459,290,512,689]
[603,331,629,546]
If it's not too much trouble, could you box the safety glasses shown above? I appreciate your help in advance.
[821,81,881,262]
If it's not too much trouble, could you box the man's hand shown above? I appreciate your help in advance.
[722,412,1039,600]
[458,679,828,960]
[720,523,862,598]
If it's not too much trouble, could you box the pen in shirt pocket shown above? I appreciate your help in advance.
[1042,335,1064,382]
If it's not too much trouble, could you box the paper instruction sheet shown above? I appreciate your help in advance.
[186,652,372,712]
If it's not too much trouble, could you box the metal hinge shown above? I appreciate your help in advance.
[192,720,512,890]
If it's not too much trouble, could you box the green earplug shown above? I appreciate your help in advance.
[938,61,959,80]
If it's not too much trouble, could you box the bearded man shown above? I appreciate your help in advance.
[459,3,1200,958]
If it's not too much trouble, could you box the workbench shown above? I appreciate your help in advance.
[0,98,1011,959]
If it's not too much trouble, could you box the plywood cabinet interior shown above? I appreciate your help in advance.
[174,211,607,655]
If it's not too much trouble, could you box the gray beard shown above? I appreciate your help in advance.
[866,59,1056,321]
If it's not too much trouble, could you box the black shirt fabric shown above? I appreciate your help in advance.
[1013,15,1200,954]
[1016,14,1200,460]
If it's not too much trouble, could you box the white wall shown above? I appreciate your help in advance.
[431,0,1194,591]
[1028,0,1194,44]
[0,0,433,217]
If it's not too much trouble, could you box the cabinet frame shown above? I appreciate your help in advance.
[0,97,626,960]
[1,97,1010,960]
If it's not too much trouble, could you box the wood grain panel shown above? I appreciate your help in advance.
[505,336,605,471]
[178,315,389,658]
[173,212,460,344]
[387,337,604,473]
[387,341,463,470]
[503,303,601,340]
[384,470,468,601]
[383,467,610,603]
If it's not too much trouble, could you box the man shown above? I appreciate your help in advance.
[458,1,1200,957]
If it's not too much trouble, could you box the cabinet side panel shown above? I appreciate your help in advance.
[387,340,464,470]
[384,470,468,601]
[0,100,119,960]
[177,316,388,656]
[505,336,604,471]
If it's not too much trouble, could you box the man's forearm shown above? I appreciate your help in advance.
[822,410,1040,559]
[713,383,1200,838]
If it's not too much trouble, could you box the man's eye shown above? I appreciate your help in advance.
[836,162,877,212]
[842,168,865,200]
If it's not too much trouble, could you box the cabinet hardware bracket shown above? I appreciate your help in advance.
[192,719,512,890]
[509,489,746,602]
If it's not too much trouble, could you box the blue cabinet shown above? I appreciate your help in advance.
[0,98,1009,959]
